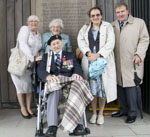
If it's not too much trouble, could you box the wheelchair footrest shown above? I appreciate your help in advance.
[35,134,45,137]
[35,130,45,137]
[69,127,90,136]
[85,128,90,135]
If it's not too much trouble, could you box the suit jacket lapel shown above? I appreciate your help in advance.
[62,51,66,60]
[51,52,57,71]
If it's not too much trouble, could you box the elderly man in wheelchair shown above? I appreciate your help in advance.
[37,35,93,137]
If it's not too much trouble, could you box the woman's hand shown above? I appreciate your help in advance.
[88,53,100,62]
[46,75,59,83]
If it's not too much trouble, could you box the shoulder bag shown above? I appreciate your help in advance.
[7,41,29,76]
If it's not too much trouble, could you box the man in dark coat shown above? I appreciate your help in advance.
[37,35,86,137]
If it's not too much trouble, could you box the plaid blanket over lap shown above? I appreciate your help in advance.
[46,75,94,132]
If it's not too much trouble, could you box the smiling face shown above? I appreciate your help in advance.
[50,39,63,53]
[90,9,102,25]
[28,20,39,32]
[115,5,129,22]
[51,22,61,35]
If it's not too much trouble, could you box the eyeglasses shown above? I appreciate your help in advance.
[29,20,38,23]
[90,14,101,18]
[52,26,61,29]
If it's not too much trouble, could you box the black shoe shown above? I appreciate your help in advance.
[112,111,127,117]
[126,116,136,123]
[20,111,31,119]
[69,124,86,136]
[29,113,37,117]
[45,126,57,137]
[27,110,37,117]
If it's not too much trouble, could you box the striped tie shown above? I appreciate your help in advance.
[120,21,124,31]
[55,54,61,70]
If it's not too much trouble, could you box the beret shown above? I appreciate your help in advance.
[47,35,62,45]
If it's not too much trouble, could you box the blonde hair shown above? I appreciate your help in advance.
[115,3,129,11]
[27,15,40,23]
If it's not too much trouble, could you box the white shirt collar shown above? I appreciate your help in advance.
[54,50,62,61]
[119,17,128,24]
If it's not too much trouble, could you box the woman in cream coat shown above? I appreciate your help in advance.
[11,15,42,119]
[78,7,117,125]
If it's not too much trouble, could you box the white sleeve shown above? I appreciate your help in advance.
[17,26,34,62]
[77,25,91,55]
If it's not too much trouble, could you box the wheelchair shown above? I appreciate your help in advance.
[32,59,91,137]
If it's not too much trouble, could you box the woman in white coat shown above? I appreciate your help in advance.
[77,7,117,125]
[11,15,42,119]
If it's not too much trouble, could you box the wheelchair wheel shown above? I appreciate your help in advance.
[35,123,44,137]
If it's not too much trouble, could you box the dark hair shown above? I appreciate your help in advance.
[88,6,103,17]
[115,3,129,11]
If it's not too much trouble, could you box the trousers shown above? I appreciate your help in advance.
[47,90,84,126]
[118,85,138,116]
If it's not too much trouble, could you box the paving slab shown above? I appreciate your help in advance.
[0,109,150,137]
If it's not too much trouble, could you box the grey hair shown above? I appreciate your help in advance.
[27,15,40,23]
[49,18,64,30]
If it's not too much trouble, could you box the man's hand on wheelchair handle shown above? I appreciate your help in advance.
[72,74,83,80]
[46,75,59,82]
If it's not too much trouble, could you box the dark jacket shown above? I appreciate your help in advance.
[37,51,83,81]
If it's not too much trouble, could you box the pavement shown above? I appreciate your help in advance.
[0,109,150,137]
